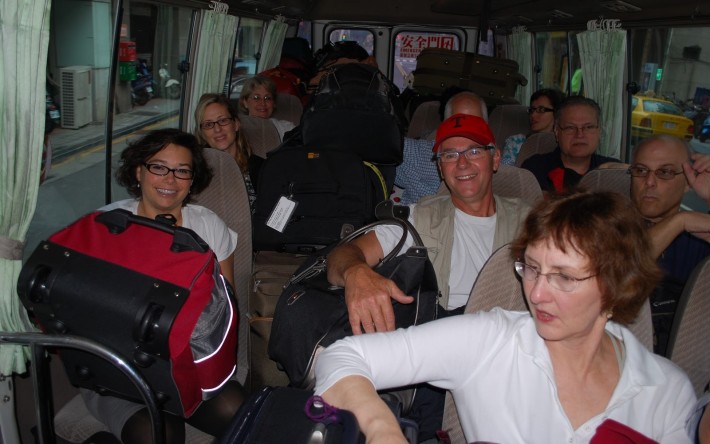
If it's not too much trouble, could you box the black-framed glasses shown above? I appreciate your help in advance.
[514,261,595,293]
[627,165,683,180]
[528,106,554,114]
[143,163,194,180]
[200,117,233,130]
[435,145,496,163]
[558,124,599,135]
[248,94,273,102]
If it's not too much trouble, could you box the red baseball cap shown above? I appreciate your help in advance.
[432,113,496,153]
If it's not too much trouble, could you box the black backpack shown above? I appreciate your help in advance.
[301,63,406,165]
[252,143,388,253]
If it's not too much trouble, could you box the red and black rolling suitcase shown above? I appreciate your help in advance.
[412,48,527,106]
[17,209,237,417]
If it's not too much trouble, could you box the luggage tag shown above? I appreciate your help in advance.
[266,185,298,233]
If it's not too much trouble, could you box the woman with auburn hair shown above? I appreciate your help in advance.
[315,191,696,444]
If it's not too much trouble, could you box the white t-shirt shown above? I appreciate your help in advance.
[374,205,496,310]
[271,118,296,141]
[100,199,237,262]
[315,309,696,444]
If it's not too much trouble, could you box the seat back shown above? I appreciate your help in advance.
[407,100,440,139]
[666,256,710,396]
[489,104,529,149]
[239,114,282,158]
[515,132,557,167]
[577,167,631,198]
[272,93,303,126]
[492,165,543,206]
[192,148,252,384]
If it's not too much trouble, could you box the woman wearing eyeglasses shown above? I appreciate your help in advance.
[501,88,564,166]
[315,191,696,444]
[239,76,296,140]
[90,128,246,443]
[194,93,260,209]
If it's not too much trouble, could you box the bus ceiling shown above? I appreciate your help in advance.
[226,0,710,31]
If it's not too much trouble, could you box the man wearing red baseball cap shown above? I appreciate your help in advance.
[325,113,531,440]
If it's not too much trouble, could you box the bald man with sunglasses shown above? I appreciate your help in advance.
[629,135,710,355]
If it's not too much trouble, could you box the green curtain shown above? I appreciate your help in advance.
[507,29,533,105]
[578,26,627,159]
[183,10,238,133]
[258,18,287,72]
[0,0,51,375]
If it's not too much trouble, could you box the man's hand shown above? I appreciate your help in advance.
[680,211,710,244]
[342,263,414,335]
[326,231,414,335]
[684,153,710,204]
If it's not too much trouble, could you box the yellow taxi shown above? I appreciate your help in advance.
[631,95,694,141]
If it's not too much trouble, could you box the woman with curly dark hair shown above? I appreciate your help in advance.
[88,128,246,443]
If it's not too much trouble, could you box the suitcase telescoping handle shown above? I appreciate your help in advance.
[96,209,210,254]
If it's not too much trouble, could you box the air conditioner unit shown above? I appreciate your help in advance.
[60,66,93,129]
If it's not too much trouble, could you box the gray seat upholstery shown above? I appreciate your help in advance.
[239,114,282,158]
[407,101,440,139]
[489,104,529,149]
[577,166,631,198]
[272,93,303,126]
[515,132,557,167]
[492,164,543,206]
[440,244,655,443]
[667,256,710,396]
[192,148,252,385]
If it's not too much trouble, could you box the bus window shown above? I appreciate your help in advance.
[535,31,582,95]
[229,17,264,97]
[392,31,460,92]
[328,28,375,55]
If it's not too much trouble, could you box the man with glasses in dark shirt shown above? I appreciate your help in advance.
[629,135,710,355]
[521,96,620,193]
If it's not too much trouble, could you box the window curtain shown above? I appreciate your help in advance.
[0,0,51,374]
[183,10,238,133]
[258,17,287,72]
[153,5,177,99]
[577,20,627,159]
[506,28,533,105]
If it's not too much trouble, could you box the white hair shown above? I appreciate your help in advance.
[444,91,489,121]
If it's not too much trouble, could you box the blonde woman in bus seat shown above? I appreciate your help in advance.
[316,191,696,444]
[239,75,296,141]
[89,128,246,443]
[195,93,260,210]
[500,88,564,166]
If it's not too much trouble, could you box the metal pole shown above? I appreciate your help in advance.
[105,0,124,205]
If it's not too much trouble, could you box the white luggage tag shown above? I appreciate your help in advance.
[266,184,298,233]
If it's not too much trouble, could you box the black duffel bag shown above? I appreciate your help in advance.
[268,203,439,388]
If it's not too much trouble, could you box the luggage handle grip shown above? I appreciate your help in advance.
[96,209,210,253]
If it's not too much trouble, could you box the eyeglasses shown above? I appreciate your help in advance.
[627,165,683,180]
[558,124,599,135]
[248,94,273,102]
[143,163,194,180]
[200,117,233,130]
[514,261,595,293]
[528,106,554,114]
[436,146,496,163]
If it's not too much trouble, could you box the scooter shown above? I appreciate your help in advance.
[158,63,181,99]
[131,59,155,106]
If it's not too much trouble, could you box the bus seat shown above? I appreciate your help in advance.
[515,132,557,167]
[239,114,282,158]
[488,104,529,149]
[666,255,710,396]
[436,164,542,207]
[272,92,303,126]
[192,148,252,386]
[577,166,631,198]
[407,100,440,139]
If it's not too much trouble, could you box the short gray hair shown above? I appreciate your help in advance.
[444,91,489,122]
